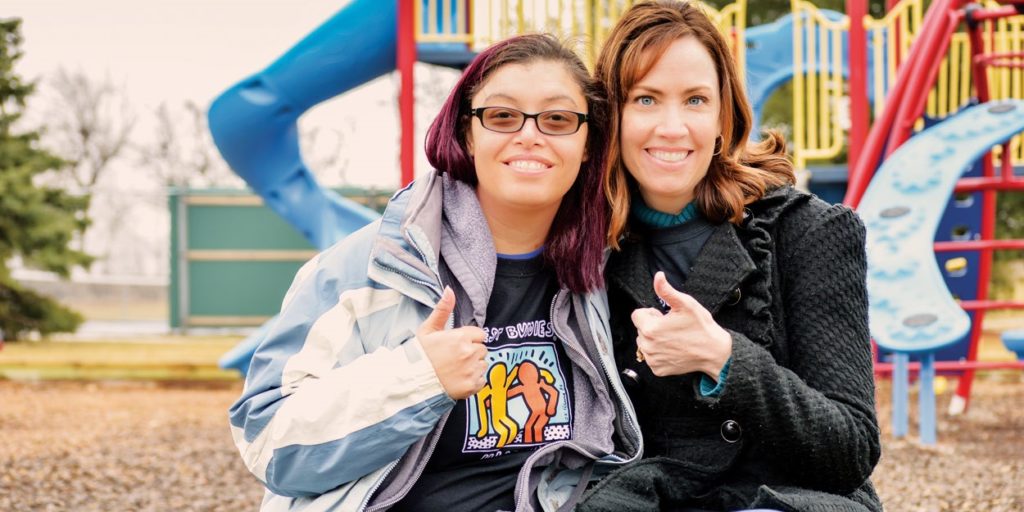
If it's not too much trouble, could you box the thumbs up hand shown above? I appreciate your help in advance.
[417,287,488,399]
[630,272,733,378]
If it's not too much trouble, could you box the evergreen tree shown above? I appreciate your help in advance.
[0,18,91,340]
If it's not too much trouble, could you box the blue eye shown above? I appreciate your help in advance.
[688,96,706,106]
[636,96,655,106]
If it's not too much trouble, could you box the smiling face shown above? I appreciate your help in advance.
[466,60,589,219]
[620,36,721,214]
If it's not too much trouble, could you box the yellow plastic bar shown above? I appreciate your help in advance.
[816,18,826,151]
[515,0,523,35]
[792,0,806,170]
[793,0,933,166]
[867,11,887,118]
[415,0,746,71]
[806,10,819,154]
[1010,11,1023,161]
[417,0,481,43]
[467,0,474,46]
[830,24,843,153]
[429,0,438,35]
[415,0,425,37]
[584,0,595,67]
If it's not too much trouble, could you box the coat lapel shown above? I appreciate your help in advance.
[680,222,757,315]
[609,221,756,315]
[607,238,660,309]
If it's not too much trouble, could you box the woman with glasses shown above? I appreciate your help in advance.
[229,34,641,512]
[576,2,882,511]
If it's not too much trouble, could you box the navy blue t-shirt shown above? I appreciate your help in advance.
[392,253,575,512]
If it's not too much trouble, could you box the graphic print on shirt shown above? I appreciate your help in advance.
[463,338,573,453]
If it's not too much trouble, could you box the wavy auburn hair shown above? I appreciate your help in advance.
[595,0,795,248]
[424,34,609,293]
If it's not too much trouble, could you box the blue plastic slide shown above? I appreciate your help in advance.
[858,100,1024,443]
[208,0,391,250]
[208,0,399,373]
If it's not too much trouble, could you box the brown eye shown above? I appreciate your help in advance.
[484,108,522,128]
[538,111,575,134]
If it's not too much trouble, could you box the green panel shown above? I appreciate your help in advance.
[188,261,304,317]
[187,205,314,250]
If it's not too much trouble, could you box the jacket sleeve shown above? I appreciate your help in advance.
[227,243,453,498]
[708,204,880,494]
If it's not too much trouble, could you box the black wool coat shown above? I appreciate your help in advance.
[579,187,883,512]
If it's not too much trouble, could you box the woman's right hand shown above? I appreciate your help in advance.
[632,272,732,379]
[417,287,488,399]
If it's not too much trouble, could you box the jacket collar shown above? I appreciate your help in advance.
[367,171,447,308]
[367,171,497,320]
[609,221,757,315]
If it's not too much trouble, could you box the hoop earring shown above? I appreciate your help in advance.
[713,135,724,156]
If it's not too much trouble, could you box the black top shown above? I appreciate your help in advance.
[636,217,714,312]
[393,254,575,512]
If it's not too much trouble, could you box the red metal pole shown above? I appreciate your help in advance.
[959,300,1024,311]
[398,0,417,187]
[848,0,869,174]
[953,11,997,413]
[844,0,954,207]
[955,177,1024,191]
[964,5,1020,23]
[875,361,1024,374]
[935,239,1024,251]
[884,9,960,155]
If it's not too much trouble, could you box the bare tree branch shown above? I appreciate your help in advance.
[45,68,136,193]
[137,100,236,189]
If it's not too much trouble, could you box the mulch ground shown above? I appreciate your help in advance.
[0,375,1021,511]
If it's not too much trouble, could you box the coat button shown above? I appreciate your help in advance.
[720,419,742,443]
[727,287,742,306]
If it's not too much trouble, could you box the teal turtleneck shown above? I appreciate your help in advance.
[631,200,699,228]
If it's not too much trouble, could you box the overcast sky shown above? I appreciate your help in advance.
[7,0,457,190]
[5,0,466,279]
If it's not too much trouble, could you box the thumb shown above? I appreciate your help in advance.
[653,271,689,312]
[420,286,455,335]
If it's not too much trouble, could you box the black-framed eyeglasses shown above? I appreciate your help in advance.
[469,106,588,136]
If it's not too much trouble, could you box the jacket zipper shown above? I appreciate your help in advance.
[511,291,596,510]
[372,260,438,298]
[554,290,641,458]
[362,409,451,511]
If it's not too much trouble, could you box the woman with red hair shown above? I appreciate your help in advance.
[580,2,882,510]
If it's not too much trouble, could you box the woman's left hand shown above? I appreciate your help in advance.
[631,272,733,378]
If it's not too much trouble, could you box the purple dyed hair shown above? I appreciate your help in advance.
[424,34,609,294]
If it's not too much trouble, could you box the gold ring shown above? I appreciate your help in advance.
[636,348,645,363]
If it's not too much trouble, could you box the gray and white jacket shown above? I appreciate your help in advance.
[229,170,642,511]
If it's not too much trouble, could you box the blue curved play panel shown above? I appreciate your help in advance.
[859,99,1024,443]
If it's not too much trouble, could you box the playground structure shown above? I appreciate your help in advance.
[857,99,1024,444]
[843,0,1024,443]
[206,0,1024,439]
